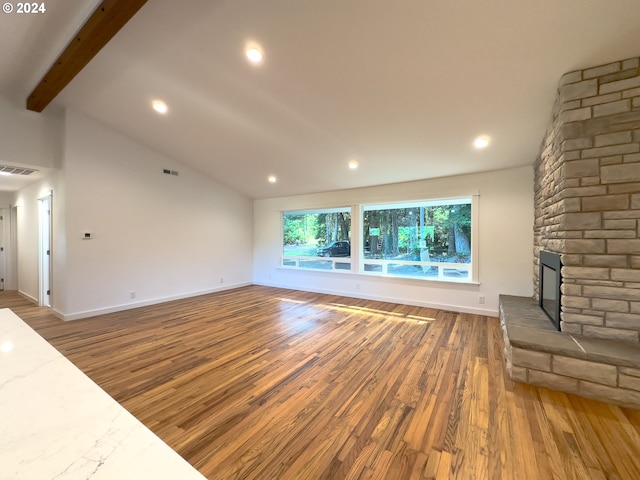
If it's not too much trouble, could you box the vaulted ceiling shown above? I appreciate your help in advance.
[2,0,640,198]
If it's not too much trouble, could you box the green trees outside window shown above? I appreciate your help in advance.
[282,209,352,270]
[283,210,351,251]
[362,201,471,262]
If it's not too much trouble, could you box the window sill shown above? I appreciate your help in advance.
[276,266,480,286]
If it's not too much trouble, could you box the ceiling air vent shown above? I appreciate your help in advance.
[0,164,37,175]
[162,168,179,176]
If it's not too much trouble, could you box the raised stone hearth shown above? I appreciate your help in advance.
[500,295,640,409]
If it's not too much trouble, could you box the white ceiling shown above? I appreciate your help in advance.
[2,0,640,198]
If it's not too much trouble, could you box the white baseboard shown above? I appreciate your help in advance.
[18,290,39,305]
[55,282,252,321]
[253,280,499,317]
[52,280,497,321]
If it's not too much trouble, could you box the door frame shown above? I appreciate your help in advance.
[38,193,52,307]
[0,209,5,290]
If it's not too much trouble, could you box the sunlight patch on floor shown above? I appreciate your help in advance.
[275,297,436,324]
[324,302,436,324]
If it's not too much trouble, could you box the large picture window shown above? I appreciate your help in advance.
[280,197,477,283]
[361,197,475,282]
[282,208,352,271]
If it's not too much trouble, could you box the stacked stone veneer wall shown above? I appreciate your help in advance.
[534,56,640,343]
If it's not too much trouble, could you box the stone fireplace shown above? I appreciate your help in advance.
[500,56,640,409]
[535,56,640,343]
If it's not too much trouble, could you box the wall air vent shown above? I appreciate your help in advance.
[162,168,179,176]
[0,164,37,175]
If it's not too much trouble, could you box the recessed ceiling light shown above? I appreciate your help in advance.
[473,135,491,149]
[268,175,277,183]
[348,160,359,170]
[246,47,264,65]
[152,100,168,114]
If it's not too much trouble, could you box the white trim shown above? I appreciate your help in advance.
[0,209,5,291]
[274,266,480,287]
[254,280,496,316]
[470,194,479,283]
[18,289,38,305]
[7,206,18,291]
[53,282,252,321]
[363,196,473,212]
[282,256,352,271]
[283,206,351,216]
[38,194,52,307]
[360,259,472,282]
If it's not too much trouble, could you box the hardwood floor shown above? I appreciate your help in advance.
[3,286,640,479]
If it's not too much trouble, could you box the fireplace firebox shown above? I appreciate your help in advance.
[539,251,562,331]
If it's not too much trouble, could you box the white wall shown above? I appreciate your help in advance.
[0,95,64,297]
[3,100,69,308]
[6,101,531,318]
[0,95,59,169]
[253,166,534,316]
[55,109,253,319]
[0,192,13,207]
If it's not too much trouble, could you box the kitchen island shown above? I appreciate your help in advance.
[0,308,206,480]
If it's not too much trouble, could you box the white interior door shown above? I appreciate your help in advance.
[7,206,17,291]
[39,195,52,307]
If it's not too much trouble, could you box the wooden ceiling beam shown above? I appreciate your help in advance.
[26,0,148,112]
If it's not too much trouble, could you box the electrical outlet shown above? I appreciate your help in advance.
[219,277,224,284]
[478,295,485,304]
[130,291,136,299]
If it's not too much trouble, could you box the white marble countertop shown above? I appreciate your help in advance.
[0,308,206,480]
